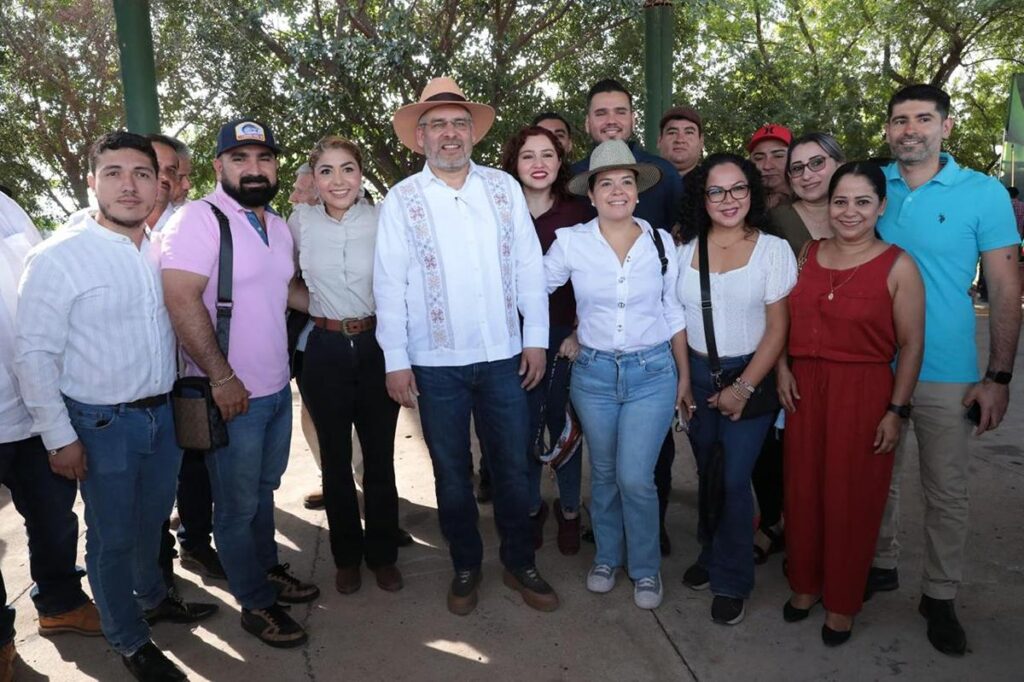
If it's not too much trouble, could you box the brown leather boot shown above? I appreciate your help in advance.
[335,565,362,594]
[38,601,103,637]
[372,564,404,592]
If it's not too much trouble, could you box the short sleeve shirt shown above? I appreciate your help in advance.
[878,154,1019,383]
[160,185,295,398]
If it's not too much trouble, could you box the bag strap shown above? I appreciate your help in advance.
[203,201,233,357]
[697,232,722,385]
[650,228,667,275]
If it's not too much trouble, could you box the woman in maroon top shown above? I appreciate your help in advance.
[501,126,591,555]
[779,162,924,646]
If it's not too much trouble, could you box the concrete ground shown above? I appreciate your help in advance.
[2,319,1023,681]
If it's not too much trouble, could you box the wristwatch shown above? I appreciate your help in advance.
[985,370,1012,385]
[887,403,912,418]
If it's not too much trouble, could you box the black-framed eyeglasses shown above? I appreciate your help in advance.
[788,155,828,177]
[705,184,750,203]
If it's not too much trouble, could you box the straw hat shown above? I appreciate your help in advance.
[568,139,662,196]
[392,77,496,154]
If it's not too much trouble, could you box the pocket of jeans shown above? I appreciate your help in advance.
[573,349,595,369]
[67,404,118,431]
[640,349,674,375]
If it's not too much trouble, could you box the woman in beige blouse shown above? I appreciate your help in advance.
[292,136,402,595]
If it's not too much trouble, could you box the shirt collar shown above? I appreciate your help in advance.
[420,160,481,189]
[82,213,150,247]
[213,183,278,216]
[885,152,958,188]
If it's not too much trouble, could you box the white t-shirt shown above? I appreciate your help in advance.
[676,232,796,357]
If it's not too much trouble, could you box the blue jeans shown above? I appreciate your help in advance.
[526,325,582,514]
[0,436,90,646]
[67,398,181,656]
[413,357,534,572]
[570,343,676,579]
[206,384,292,610]
[687,353,774,599]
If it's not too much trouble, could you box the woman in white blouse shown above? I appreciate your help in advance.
[675,153,797,626]
[545,140,689,610]
[291,136,402,595]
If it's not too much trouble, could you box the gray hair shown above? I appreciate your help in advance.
[787,132,845,172]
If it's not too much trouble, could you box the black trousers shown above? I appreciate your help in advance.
[299,326,400,569]
[751,425,784,530]
[655,430,674,528]
[159,448,214,580]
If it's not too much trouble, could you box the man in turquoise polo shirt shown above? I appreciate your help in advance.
[872,84,1021,656]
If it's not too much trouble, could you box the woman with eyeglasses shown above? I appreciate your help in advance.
[751,133,846,567]
[781,162,924,646]
[675,153,797,625]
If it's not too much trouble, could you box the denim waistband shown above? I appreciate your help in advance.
[579,341,671,363]
[63,393,171,413]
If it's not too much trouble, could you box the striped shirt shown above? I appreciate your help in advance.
[14,214,175,450]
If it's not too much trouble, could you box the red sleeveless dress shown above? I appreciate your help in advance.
[783,240,902,616]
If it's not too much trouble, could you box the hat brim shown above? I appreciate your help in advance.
[568,162,662,196]
[393,101,496,154]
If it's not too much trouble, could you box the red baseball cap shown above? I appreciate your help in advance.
[747,124,793,152]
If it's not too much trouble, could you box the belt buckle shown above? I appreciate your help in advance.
[340,317,359,337]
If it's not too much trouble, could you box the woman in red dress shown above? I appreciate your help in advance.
[778,162,925,646]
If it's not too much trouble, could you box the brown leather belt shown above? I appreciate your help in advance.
[124,393,171,409]
[312,315,376,336]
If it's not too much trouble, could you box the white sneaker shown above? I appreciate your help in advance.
[634,573,663,609]
[586,564,617,593]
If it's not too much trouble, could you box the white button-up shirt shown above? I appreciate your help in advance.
[544,218,685,353]
[14,214,176,450]
[374,161,548,370]
[0,194,42,443]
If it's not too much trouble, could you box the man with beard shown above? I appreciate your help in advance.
[144,134,182,231]
[15,131,216,682]
[747,123,793,209]
[162,119,319,648]
[871,84,1021,656]
[375,77,557,615]
[532,111,574,157]
[657,106,704,178]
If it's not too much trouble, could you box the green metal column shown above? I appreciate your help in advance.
[113,0,160,133]
[643,1,674,153]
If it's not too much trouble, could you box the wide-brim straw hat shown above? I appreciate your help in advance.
[568,139,662,196]
[392,77,496,154]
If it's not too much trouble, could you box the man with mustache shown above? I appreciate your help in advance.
[871,84,1021,657]
[15,132,217,682]
[747,123,793,210]
[375,77,557,615]
[571,79,684,556]
[171,140,193,209]
[144,134,182,232]
[161,119,319,648]
[657,106,704,178]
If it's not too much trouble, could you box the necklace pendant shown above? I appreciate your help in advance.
[827,292,834,301]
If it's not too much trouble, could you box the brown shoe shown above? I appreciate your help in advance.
[0,641,15,682]
[303,490,325,510]
[554,499,581,555]
[447,569,481,616]
[335,565,362,594]
[503,566,559,612]
[372,564,404,592]
[38,601,103,637]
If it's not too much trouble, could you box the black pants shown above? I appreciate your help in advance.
[655,430,674,529]
[300,326,400,569]
[159,448,214,580]
[751,425,784,531]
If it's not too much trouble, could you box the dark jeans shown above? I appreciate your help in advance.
[655,430,675,528]
[0,436,90,645]
[414,356,534,572]
[752,425,784,531]
[159,448,214,581]
[299,327,400,569]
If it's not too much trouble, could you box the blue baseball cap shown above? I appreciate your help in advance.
[216,118,282,157]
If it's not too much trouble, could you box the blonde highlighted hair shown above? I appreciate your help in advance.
[308,135,363,171]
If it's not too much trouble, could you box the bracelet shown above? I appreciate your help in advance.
[209,371,236,388]
[729,385,750,402]
[732,377,755,396]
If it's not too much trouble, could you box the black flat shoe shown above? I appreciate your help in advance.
[821,624,852,647]
[783,597,820,623]
[919,595,967,656]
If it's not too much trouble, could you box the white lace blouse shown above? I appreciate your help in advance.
[675,233,797,357]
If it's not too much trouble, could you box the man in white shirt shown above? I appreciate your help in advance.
[15,132,216,682]
[0,192,102,679]
[144,133,182,232]
[374,77,557,615]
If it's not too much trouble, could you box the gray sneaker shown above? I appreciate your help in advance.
[633,573,663,609]
[586,564,617,593]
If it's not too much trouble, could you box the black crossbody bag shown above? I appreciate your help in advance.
[170,202,232,450]
[697,232,779,419]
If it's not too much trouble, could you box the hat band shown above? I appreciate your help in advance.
[424,92,468,103]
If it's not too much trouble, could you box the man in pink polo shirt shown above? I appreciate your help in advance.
[161,118,319,648]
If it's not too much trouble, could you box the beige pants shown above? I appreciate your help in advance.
[874,381,973,600]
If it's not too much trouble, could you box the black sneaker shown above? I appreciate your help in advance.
[267,563,320,604]
[682,563,709,591]
[503,565,559,612]
[241,603,308,648]
[447,568,482,616]
[122,641,188,681]
[711,596,745,625]
[919,595,967,656]
[863,566,899,602]
[144,592,218,625]
[179,546,226,580]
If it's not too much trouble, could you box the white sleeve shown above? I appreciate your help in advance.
[13,250,79,450]
[543,229,572,295]
[510,180,549,349]
[658,229,686,334]
[373,193,412,372]
[764,237,798,304]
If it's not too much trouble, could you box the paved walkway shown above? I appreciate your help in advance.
[2,321,1022,681]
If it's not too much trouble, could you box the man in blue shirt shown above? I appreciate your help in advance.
[571,79,684,556]
[873,84,1021,657]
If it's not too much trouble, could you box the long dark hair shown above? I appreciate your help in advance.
[500,126,572,200]
[678,152,774,244]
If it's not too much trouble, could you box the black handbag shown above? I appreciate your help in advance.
[697,232,780,419]
[170,201,232,450]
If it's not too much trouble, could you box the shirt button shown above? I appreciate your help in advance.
[617,325,623,331]
[617,302,625,308]
[618,277,625,283]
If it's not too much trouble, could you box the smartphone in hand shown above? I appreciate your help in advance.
[964,401,981,426]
